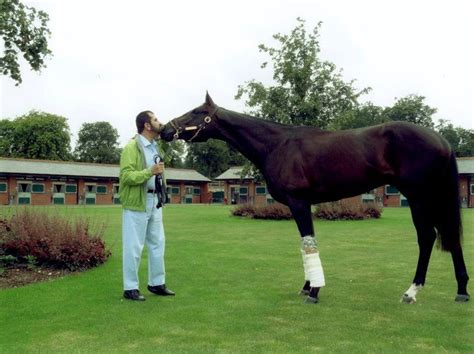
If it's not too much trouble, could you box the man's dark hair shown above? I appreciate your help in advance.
[136,111,154,133]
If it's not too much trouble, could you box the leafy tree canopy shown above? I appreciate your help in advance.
[330,102,386,130]
[159,139,186,168]
[74,122,121,164]
[185,140,246,179]
[0,110,71,160]
[436,120,474,157]
[383,94,436,128]
[0,0,52,85]
[235,18,370,129]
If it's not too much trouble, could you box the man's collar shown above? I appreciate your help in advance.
[139,134,156,147]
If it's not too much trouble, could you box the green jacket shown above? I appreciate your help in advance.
[119,135,166,211]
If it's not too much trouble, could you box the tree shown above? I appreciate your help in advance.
[185,140,246,179]
[330,102,386,130]
[0,118,15,156]
[0,110,71,160]
[74,122,121,164]
[383,94,436,128]
[159,139,186,168]
[235,18,370,129]
[436,120,474,157]
[0,0,52,85]
[235,18,371,179]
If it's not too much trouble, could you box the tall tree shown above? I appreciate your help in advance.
[383,94,436,128]
[185,140,246,179]
[235,18,370,179]
[0,0,52,85]
[0,111,71,160]
[159,139,186,168]
[74,122,121,164]
[436,120,474,157]
[330,102,386,130]
[235,18,370,129]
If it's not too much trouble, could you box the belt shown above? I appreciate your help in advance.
[147,189,155,194]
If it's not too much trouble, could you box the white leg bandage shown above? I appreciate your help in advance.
[301,235,325,288]
[404,283,423,302]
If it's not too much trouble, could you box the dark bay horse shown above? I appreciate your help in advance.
[160,93,470,304]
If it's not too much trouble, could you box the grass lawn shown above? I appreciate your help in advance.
[0,205,473,352]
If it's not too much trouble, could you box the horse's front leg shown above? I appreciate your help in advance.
[288,199,325,304]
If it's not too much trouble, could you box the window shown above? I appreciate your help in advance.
[18,197,30,204]
[31,183,45,193]
[471,184,474,195]
[97,185,107,194]
[385,185,399,195]
[53,197,65,205]
[66,184,77,193]
[86,197,96,205]
[113,185,120,194]
[185,186,193,195]
[171,187,180,195]
[18,183,31,193]
[193,188,200,195]
[86,184,96,193]
[53,184,65,193]
[256,186,266,195]
[0,183,6,193]
[239,187,248,195]
[212,191,224,202]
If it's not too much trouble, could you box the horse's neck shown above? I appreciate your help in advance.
[214,110,285,167]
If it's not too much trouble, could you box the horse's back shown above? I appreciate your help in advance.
[379,121,451,171]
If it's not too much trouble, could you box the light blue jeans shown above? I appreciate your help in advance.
[122,194,165,291]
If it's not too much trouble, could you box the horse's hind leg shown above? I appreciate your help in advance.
[451,245,470,302]
[288,199,324,303]
[402,201,437,303]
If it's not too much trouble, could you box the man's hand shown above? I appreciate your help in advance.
[150,162,165,175]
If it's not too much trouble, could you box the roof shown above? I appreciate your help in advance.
[0,158,210,182]
[214,166,253,180]
[457,157,474,174]
[165,168,211,182]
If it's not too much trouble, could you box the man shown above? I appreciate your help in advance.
[119,110,175,301]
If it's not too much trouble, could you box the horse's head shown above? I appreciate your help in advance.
[160,92,219,143]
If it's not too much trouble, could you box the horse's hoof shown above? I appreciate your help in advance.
[304,296,319,304]
[455,294,470,302]
[401,294,416,304]
[299,289,310,296]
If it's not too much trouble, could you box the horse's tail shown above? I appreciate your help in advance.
[434,151,462,252]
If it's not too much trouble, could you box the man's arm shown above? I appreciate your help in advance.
[119,144,153,186]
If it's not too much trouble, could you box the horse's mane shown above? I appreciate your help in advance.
[222,108,325,132]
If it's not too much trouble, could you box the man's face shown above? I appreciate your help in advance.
[147,113,163,135]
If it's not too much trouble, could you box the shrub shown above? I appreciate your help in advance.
[231,203,257,217]
[314,201,382,220]
[253,204,293,220]
[232,203,293,220]
[0,208,110,271]
[232,201,382,221]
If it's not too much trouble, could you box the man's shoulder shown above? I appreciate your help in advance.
[123,136,138,150]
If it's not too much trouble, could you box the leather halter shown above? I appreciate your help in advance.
[170,106,219,142]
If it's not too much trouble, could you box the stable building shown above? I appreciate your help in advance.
[0,158,211,206]
[215,166,273,206]
[458,157,474,208]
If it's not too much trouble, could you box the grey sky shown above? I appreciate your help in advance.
[1,0,473,148]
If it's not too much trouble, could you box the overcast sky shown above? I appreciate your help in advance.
[1,0,473,148]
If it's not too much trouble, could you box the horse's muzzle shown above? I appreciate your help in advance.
[160,123,176,142]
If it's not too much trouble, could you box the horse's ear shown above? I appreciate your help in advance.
[205,91,215,106]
